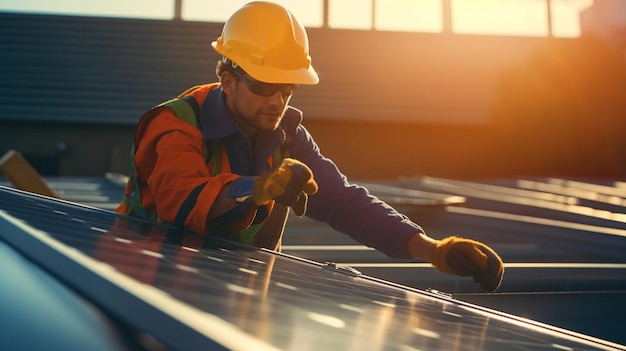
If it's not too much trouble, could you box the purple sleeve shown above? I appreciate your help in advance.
[289,125,423,259]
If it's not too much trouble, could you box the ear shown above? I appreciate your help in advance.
[220,71,236,96]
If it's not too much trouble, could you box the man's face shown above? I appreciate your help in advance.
[222,70,297,136]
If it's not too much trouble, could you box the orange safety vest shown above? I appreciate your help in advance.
[117,86,283,245]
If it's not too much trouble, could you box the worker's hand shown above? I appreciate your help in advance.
[253,158,318,216]
[430,236,504,292]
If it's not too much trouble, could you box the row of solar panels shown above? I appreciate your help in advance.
[3,173,626,293]
[282,176,626,345]
[285,176,626,291]
[2,173,626,290]
[1,174,625,349]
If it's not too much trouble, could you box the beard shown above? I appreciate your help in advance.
[226,84,292,135]
[231,100,287,134]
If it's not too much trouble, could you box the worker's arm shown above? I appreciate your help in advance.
[207,186,239,220]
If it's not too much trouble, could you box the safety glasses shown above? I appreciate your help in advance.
[231,69,298,98]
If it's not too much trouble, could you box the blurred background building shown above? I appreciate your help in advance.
[1,0,625,180]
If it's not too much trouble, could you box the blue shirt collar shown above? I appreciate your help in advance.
[198,86,239,141]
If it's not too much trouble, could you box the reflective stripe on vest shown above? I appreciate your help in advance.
[122,96,280,244]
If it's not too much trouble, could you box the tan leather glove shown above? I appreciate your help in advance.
[227,158,318,216]
[252,158,317,216]
[430,236,504,292]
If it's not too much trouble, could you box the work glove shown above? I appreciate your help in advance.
[430,236,504,292]
[227,158,318,216]
[253,158,318,216]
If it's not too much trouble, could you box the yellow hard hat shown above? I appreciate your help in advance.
[211,1,319,85]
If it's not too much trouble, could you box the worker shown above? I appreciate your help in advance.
[116,1,504,292]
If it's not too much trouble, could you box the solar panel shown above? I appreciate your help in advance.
[0,185,623,351]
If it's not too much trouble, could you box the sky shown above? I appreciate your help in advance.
[0,0,593,37]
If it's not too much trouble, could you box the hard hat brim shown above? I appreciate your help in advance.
[212,41,319,85]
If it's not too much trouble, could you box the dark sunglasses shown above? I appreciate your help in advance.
[230,69,298,97]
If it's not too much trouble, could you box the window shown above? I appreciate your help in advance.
[452,0,548,37]
[0,0,173,19]
[550,0,593,37]
[328,0,373,30]
[182,0,324,27]
[375,0,442,32]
